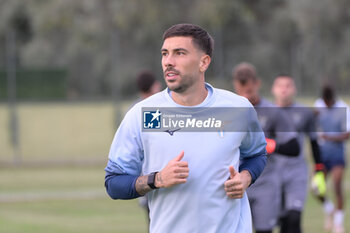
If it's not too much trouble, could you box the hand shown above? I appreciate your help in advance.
[311,171,327,197]
[265,138,276,154]
[155,151,189,188]
[224,166,251,199]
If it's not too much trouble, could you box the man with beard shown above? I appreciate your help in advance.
[104,24,267,233]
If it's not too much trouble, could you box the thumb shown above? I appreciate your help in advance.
[229,166,237,179]
[173,151,185,161]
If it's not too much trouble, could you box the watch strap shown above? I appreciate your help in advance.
[147,172,159,189]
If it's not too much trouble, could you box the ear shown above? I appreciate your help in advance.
[199,55,211,73]
[233,79,239,90]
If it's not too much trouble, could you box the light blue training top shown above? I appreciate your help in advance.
[107,83,266,233]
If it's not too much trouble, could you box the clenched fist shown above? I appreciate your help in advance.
[224,166,251,199]
[155,151,189,188]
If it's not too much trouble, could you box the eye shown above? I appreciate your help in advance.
[161,51,168,57]
[177,51,185,55]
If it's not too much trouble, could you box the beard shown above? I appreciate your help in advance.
[164,67,196,94]
[166,74,196,93]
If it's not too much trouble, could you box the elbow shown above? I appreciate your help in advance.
[105,180,120,200]
[104,174,141,200]
[106,190,119,200]
[107,192,119,200]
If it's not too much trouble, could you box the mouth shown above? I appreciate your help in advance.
[165,71,180,82]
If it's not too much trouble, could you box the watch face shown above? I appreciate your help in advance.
[147,172,158,189]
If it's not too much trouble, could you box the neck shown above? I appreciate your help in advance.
[141,92,152,100]
[275,99,293,107]
[251,95,261,106]
[171,82,208,106]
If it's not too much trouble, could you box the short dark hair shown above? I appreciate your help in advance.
[321,84,335,103]
[232,62,258,85]
[136,71,156,93]
[163,23,214,57]
[275,74,294,81]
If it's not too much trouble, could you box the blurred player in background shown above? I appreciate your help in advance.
[314,85,350,233]
[135,71,162,230]
[105,24,268,233]
[271,75,326,233]
[233,63,300,233]
[136,71,162,101]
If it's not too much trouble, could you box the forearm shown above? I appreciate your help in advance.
[240,170,252,190]
[105,151,189,199]
[239,153,267,185]
[105,173,141,200]
[323,132,350,142]
[276,138,300,156]
[135,175,153,196]
[310,139,322,164]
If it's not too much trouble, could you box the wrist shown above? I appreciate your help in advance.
[154,172,163,188]
[240,170,252,189]
[315,163,325,172]
[265,138,276,154]
[147,172,159,189]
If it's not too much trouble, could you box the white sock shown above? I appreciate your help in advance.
[323,200,334,215]
[333,210,344,226]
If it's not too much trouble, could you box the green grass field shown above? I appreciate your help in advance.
[0,99,349,232]
[0,166,148,233]
[0,165,349,233]
[0,101,134,164]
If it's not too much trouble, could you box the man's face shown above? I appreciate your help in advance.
[233,79,260,104]
[272,76,296,103]
[161,36,204,93]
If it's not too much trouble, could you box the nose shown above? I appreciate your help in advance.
[162,54,175,68]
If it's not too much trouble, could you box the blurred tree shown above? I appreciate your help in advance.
[0,0,349,99]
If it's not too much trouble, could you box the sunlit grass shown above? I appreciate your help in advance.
[0,99,349,232]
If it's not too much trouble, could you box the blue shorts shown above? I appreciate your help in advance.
[323,157,346,171]
[321,143,346,171]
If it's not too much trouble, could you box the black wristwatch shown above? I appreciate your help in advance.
[147,172,159,189]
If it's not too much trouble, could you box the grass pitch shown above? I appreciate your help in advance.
[0,99,349,232]
[0,166,148,233]
[0,165,349,233]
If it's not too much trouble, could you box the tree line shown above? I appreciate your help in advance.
[0,0,349,99]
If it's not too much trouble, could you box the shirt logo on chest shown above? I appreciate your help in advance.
[164,128,181,136]
[143,109,162,129]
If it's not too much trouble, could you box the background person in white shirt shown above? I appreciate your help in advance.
[314,84,350,233]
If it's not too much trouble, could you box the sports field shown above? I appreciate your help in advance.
[0,100,349,233]
[0,166,148,233]
[0,165,349,233]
